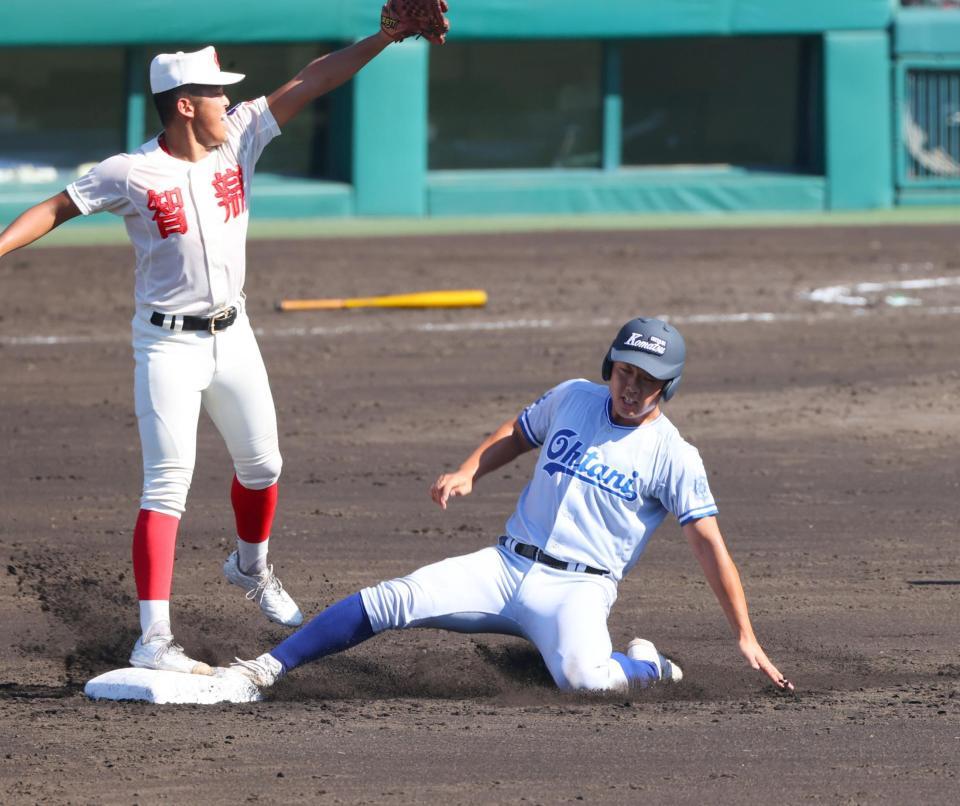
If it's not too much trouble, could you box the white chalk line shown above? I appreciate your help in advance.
[800,273,960,307]
[3,304,960,348]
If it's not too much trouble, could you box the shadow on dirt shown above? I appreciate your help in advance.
[266,642,734,706]
[11,548,955,705]
[0,682,83,700]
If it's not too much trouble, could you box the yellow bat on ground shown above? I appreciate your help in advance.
[277,289,488,312]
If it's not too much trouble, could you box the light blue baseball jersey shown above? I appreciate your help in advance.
[507,379,718,581]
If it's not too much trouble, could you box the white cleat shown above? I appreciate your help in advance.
[228,652,284,689]
[223,550,303,627]
[627,637,683,683]
[129,622,213,676]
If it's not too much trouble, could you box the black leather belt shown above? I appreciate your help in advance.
[150,306,238,334]
[499,536,608,575]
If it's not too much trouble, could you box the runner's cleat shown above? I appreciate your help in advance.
[627,637,683,683]
[228,652,284,688]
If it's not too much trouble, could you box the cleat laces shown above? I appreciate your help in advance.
[244,565,283,603]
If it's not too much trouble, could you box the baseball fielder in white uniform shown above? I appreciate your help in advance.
[0,27,425,675]
[229,318,794,693]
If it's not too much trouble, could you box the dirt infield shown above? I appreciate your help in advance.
[1,225,958,804]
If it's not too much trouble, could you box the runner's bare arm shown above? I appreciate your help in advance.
[430,418,534,509]
[683,516,794,691]
[0,192,82,259]
[267,33,393,128]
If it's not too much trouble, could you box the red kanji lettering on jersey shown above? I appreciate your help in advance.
[212,166,246,222]
[146,188,188,239]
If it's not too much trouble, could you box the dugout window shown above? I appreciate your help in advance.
[0,47,126,184]
[620,36,823,173]
[142,43,344,181]
[428,40,603,170]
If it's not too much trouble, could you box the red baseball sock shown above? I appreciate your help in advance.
[231,477,278,574]
[131,508,179,602]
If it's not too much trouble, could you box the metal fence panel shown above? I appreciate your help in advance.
[898,61,960,188]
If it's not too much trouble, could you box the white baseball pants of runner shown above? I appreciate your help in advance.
[360,545,631,691]
[131,303,281,517]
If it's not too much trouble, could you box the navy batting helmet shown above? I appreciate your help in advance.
[601,317,686,401]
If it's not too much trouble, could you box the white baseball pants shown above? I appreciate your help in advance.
[132,306,281,517]
[360,545,630,691]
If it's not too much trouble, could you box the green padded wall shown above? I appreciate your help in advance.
[352,41,428,216]
[825,31,893,210]
[426,169,825,216]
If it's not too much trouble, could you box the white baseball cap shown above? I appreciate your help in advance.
[149,46,245,94]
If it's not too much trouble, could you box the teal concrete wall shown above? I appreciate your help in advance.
[7,1,958,218]
[0,0,892,45]
[895,8,960,55]
[0,1,380,45]
[825,31,894,210]
[438,0,892,39]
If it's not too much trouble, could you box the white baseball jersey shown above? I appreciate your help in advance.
[66,97,280,316]
[509,379,718,581]
[360,378,717,692]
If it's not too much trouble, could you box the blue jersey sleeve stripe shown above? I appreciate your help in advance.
[678,506,719,526]
[684,503,718,515]
[680,504,718,519]
[518,411,541,447]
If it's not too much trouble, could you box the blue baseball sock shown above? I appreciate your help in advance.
[611,652,659,687]
[270,592,374,673]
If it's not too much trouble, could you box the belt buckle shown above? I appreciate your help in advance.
[208,309,230,335]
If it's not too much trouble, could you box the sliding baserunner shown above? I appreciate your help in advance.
[229,318,794,694]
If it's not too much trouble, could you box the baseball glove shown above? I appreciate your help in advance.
[380,0,450,45]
